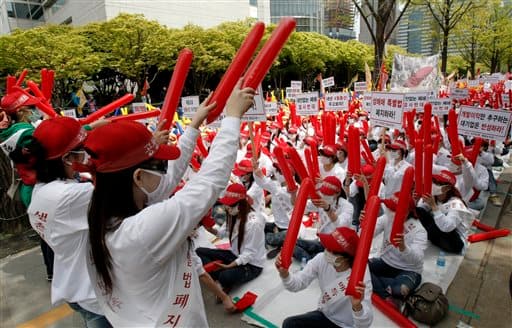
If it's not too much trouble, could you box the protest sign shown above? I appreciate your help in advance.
[322,76,335,88]
[132,102,146,113]
[265,101,278,116]
[354,82,367,93]
[295,92,319,116]
[403,92,431,112]
[430,98,452,115]
[324,92,350,111]
[243,85,266,122]
[458,105,512,141]
[369,92,404,129]
[450,88,469,100]
[62,109,77,118]
[181,96,199,118]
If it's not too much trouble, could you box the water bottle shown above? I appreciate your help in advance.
[435,251,446,279]
[300,257,307,270]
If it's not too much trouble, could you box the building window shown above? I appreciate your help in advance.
[250,0,257,6]
[7,1,46,20]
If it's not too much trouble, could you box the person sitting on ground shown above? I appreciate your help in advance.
[196,183,266,294]
[275,227,373,328]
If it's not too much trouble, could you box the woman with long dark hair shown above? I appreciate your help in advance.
[196,183,266,293]
[417,170,473,253]
[85,85,255,327]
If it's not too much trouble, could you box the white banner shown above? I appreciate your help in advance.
[390,53,441,91]
[295,92,319,116]
[324,92,350,112]
[363,93,372,112]
[450,88,469,100]
[403,92,431,112]
[429,98,452,115]
[265,101,278,116]
[131,102,146,113]
[243,85,266,122]
[290,80,302,90]
[467,80,480,88]
[505,80,512,92]
[502,93,511,109]
[62,109,77,118]
[458,106,512,141]
[369,92,404,129]
[181,96,200,118]
[322,76,335,88]
[354,82,367,93]
[286,87,301,101]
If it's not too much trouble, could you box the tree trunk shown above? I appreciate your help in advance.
[441,29,449,75]
[374,21,386,85]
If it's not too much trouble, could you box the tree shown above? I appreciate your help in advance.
[479,1,512,72]
[351,0,412,85]
[424,0,475,74]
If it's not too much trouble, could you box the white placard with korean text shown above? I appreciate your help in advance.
[132,102,147,113]
[430,98,452,115]
[181,96,200,118]
[290,81,302,90]
[265,101,279,116]
[363,92,372,111]
[403,92,431,112]
[295,92,319,116]
[243,85,266,122]
[286,87,301,101]
[457,106,512,141]
[467,80,480,88]
[369,92,404,130]
[354,82,367,93]
[324,92,350,111]
[322,76,335,88]
[450,88,469,100]
[502,93,511,109]
[505,80,512,92]
[62,109,77,118]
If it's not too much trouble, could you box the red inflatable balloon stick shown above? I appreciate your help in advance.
[423,144,433,195]
[16,69,28,86]
[468,137,483,166]
[371,293,418,328]
[415,139,424,195]
[80,94,135,125]
[471,220,495,232]
[243,17,296,89]
[310,139,320,179]
[206,22,265,123]
[159,48,193,130]
[423,102,432,145]
[367,156,386,200]
[390,167,414,247]
[448,109,462,164]
[361,139,375,164]
[304,147,316,179]
[468,228,510,243]
[6,75,16,93]
[348,125,361,174]
[11,86,57,118]
[273,146,297,192]
[110,109,161,122]
[27,81,54,110]
[346,195,380,298]
[41,69,55,102]
[287,147,309,182]
[280,178,315,269]
[196,135,209,158]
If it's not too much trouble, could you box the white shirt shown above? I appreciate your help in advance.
[306,197,354,233]
[373,214,428,274]
[228,212,266,268]
[28,180,102,314]
[87,117,240,327]
[254,174,293,229]
[383,159,413,198]
[282,253,373,328]
[319,162,346,183]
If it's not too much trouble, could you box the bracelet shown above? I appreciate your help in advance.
[324,204,331,212]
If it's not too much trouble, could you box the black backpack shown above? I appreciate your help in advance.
[404,282,449,325]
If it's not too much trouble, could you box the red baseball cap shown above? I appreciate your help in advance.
[288,127,298,134]
[219,183,247,206]
[1,90,41,114]
[232,159,253,176]
[432,170,456,186]
[33,116,87,160]
[318,227,359,256]
[304,136,317,146]
[319,176,342,196]
[84,120,180,173]
[319,145,337,157]
[386,140,407,151]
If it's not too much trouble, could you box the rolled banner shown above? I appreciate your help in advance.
[423,144,433,195]
[110,109,161,122]
[468,137,482,166]
[16,69,28,86]
[415,139,424,195]
[27,81,54,110]
[196,135,209,158]
[287,147,309,182]
[371,293,418,328]
[159,48,194,130]
[390,166,415,247]
[348,125,361,174]
[471,220,495,232]
[273,146,297,192]
[206,22,265,124]
[280,177,315,269]
[366,156,386,200]
[80,94,135,125]
[468,228,510,243]
[423,102,432,145]
[243,17,296,90]
[346,195,380,298]
[310,139,320,179]
[448,109,462,164]
[361,139,375,164]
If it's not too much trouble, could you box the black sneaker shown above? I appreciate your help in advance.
[46,274,53,282]
[266,248,281,259]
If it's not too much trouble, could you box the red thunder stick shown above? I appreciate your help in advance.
[415,139,424,195]
[371,293,417,328]
[80,94,135,125]
[110,109,161,122]
[159,48,194,130]
[366,156,386,200]
[273,146,297,192]
[206,22,265,123]
[287,147,309,182]
[468,229,510,243]
[423,144,433,195]
[423,102,432,145]
[390,167,414,246]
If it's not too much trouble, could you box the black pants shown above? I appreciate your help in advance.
[416,207,464,254]
[40,238,54,277]
[195,247,262,290]
[283,310,339,328]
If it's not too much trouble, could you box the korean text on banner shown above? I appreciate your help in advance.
[181,96,200,119]
[502,93,511,109]
[295,92,319,116]
[286,87,301,101]
[457,105,512,142]
[62,109,77,118]
[265,101,278,116]
[450,88,469,100]
[325,92,350,112]
[243,85,266,122]
[132,102,147,113]
[369,92,404,130]
[430,98,452,115]
[322,76,335,88]
[363,93,372,112]
[290,80,302,90]
[354,82,367,93]
[403,92,431,112]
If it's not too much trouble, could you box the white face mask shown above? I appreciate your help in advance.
[324,250,344,267]
[226,205,239,216]
[138,169,168,205]
[320,156,331,165]
[323,195,336,205]
[276,173,286,184]
[432,184,445,196]
[348,119,355,124]
[387,151,400,161]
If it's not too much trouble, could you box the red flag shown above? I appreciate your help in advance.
[141,78,150,96]
[377,63,389,91]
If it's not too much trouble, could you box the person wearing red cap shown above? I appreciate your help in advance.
[335,143,348,171]
[85,84,255,327]
[319,145,346,182]
[196,183,266,293]
[417,170,473,253]
[22,116,110,327]
[383,139,413,198]
[367,193,428,310]
[346,164,382,228]
[275,227,373,328]
[231,158,266,213]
